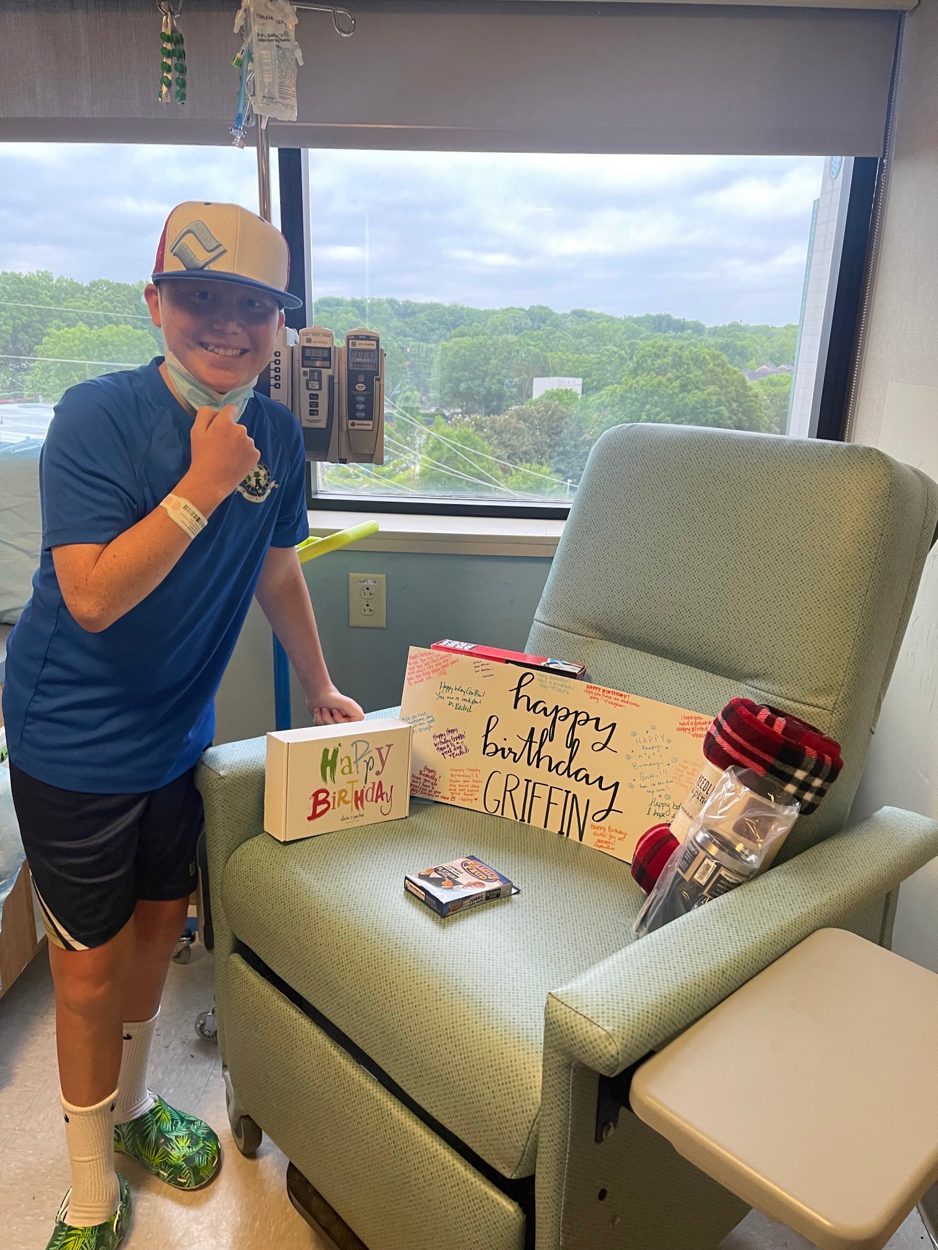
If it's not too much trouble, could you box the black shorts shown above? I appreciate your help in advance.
[9,762,203,951]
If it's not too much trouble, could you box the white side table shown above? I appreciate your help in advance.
[630,928,938,1250]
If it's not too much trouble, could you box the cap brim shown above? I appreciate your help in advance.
[152,268,303,310]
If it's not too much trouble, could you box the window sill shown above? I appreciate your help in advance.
[307,509,564,557]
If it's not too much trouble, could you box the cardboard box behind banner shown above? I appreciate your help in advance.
[265,717,412,842]
[399,647,711,864]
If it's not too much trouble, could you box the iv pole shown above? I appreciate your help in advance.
[249,3,373,730]
[254,2,354,223]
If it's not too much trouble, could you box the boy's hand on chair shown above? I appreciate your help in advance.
[307,686,365,725]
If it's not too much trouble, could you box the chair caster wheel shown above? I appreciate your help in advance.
[223,1064,262,1156]
[195,1008,217,1041]
[231,1110,262,1156]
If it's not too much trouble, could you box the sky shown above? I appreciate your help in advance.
[0,143,826,327]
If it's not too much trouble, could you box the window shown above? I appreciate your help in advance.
[0,142,863,516]
[306,149,851,512]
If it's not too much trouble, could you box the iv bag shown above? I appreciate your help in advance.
[235,0,304,124]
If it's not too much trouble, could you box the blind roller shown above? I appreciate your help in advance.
[457,0,912,7]
[0,2,898,155]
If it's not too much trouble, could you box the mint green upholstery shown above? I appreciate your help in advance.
[526,424,937,858]
[200,424,938,1250]
[221,784,640,1178]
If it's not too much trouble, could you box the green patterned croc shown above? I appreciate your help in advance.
[114,1094,221,1190]
[46,1174,131,1250]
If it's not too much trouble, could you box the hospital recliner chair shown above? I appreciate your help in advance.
[197,423,938,1250]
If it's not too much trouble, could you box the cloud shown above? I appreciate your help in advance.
[540,209,697,259]
[450,250,524,270]
[695,166,824,219]
[0,143,258,285]
[0,143,826,325]
[318,244,368,263]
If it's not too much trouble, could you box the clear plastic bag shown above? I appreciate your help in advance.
[634,766,800,936]
[234,0,304,126]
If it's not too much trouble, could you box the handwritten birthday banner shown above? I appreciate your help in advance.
[400,647,710,864]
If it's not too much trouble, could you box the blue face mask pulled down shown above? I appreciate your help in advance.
[163,349,258,421]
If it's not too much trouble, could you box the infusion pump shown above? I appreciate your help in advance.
[267,325,385,465]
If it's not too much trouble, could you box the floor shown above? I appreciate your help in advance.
[0,946,932,1250]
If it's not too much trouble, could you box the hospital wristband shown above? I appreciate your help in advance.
[160,493,207,540]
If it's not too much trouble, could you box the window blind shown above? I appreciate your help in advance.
[0,2,900,155]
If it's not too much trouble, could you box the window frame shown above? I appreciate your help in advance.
[816,156,879,443]
[273,148,879,519]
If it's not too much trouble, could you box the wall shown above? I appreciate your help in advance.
[850,7,938,973]
[214,546,553,743]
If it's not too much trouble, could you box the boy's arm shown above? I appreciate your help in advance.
[254,545,364,724]
[53,404,258,633]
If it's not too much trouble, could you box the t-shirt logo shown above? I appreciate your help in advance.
[238,461,279,503]
[169,221,227,271]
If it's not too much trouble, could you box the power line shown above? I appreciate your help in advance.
[384,396,569,495]
[390,405,568,489]
[390,410,562,487]
[318,460,413,496]
[391,417,508,492]
[384,432,528,498]
[384,432,501,494]
[384,403,504,489]
[0,353,147,368]
[0,299,152,323]
[335,461,411,493]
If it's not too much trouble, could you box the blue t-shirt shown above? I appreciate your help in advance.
[2,358,309,793]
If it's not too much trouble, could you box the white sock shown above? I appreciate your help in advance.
[61,1090,121,1227]
[113,1010,158,1124]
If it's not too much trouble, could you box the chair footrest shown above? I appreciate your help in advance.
[286,1163,369,1250]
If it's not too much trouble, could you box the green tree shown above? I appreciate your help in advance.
[503,462,569,499]
[551,404,596,484]
[704,322,798,370]
[418,417,506,495]
[459,388,579,473]
[432,336,551,416]
[621,339,769,431]
[25,323,157,401]
[752,372,792,434]
[380,389,435,480]
[0,270,155,398]
[634,312,706,337]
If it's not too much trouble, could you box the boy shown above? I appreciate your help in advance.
[2,202,363,1249]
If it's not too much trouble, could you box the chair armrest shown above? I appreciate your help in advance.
[197,708,395,870]
[196,714,399,957]
[198,710,400,855]
[197,737,267,860]
[545,805,938,1077]
[196,737,267,960]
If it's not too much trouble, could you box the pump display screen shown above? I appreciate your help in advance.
[348,338,378,369]
[302,346,331,367]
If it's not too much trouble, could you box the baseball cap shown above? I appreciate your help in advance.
[152,201,303,309]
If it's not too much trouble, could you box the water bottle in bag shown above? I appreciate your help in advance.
[634,766,800,936]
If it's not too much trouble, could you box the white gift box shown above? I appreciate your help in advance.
[264,717,412,842]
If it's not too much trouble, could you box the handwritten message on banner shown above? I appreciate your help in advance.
[400,647,711,864]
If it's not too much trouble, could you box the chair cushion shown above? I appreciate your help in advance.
[221,800,645,1179]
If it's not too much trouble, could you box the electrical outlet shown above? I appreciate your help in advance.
[349,573,386,628]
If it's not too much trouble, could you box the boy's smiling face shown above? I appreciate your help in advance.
[145,278,284,394]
